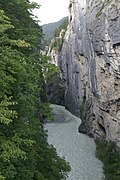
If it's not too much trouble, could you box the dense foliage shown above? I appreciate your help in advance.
[0,1,70,179]
[95,139,120,180]
[54,18,68,38]
[42,17,68,43]
[49,18,68,52]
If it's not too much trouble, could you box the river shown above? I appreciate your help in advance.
[44,104,104,180]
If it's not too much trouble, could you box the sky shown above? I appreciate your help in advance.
[31,0,70,25]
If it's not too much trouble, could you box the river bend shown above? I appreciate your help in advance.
[44,104,104,180]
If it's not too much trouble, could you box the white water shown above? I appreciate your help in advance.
[44,104,104,180]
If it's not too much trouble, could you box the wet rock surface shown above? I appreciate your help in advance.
[46,83,65,105]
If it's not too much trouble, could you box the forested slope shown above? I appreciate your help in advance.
[0,1,70,179]
[42,17,67,43]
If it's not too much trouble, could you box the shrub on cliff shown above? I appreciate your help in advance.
[95,139,120,180]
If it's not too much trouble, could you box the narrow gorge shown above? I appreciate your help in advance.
[48,0,120,147]
[1,0,119,179]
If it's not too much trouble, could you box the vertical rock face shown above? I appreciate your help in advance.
[58,0,120,146]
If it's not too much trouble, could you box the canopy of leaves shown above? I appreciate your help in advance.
[95,139,120,180]
[0,1,70,179]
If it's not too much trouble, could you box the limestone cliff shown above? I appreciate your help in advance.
[57,0,120,146]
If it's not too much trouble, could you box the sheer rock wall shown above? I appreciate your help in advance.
[58,0,120,146]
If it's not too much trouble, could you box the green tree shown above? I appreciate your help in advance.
[0,1,70,179]
[96,139,120,180]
